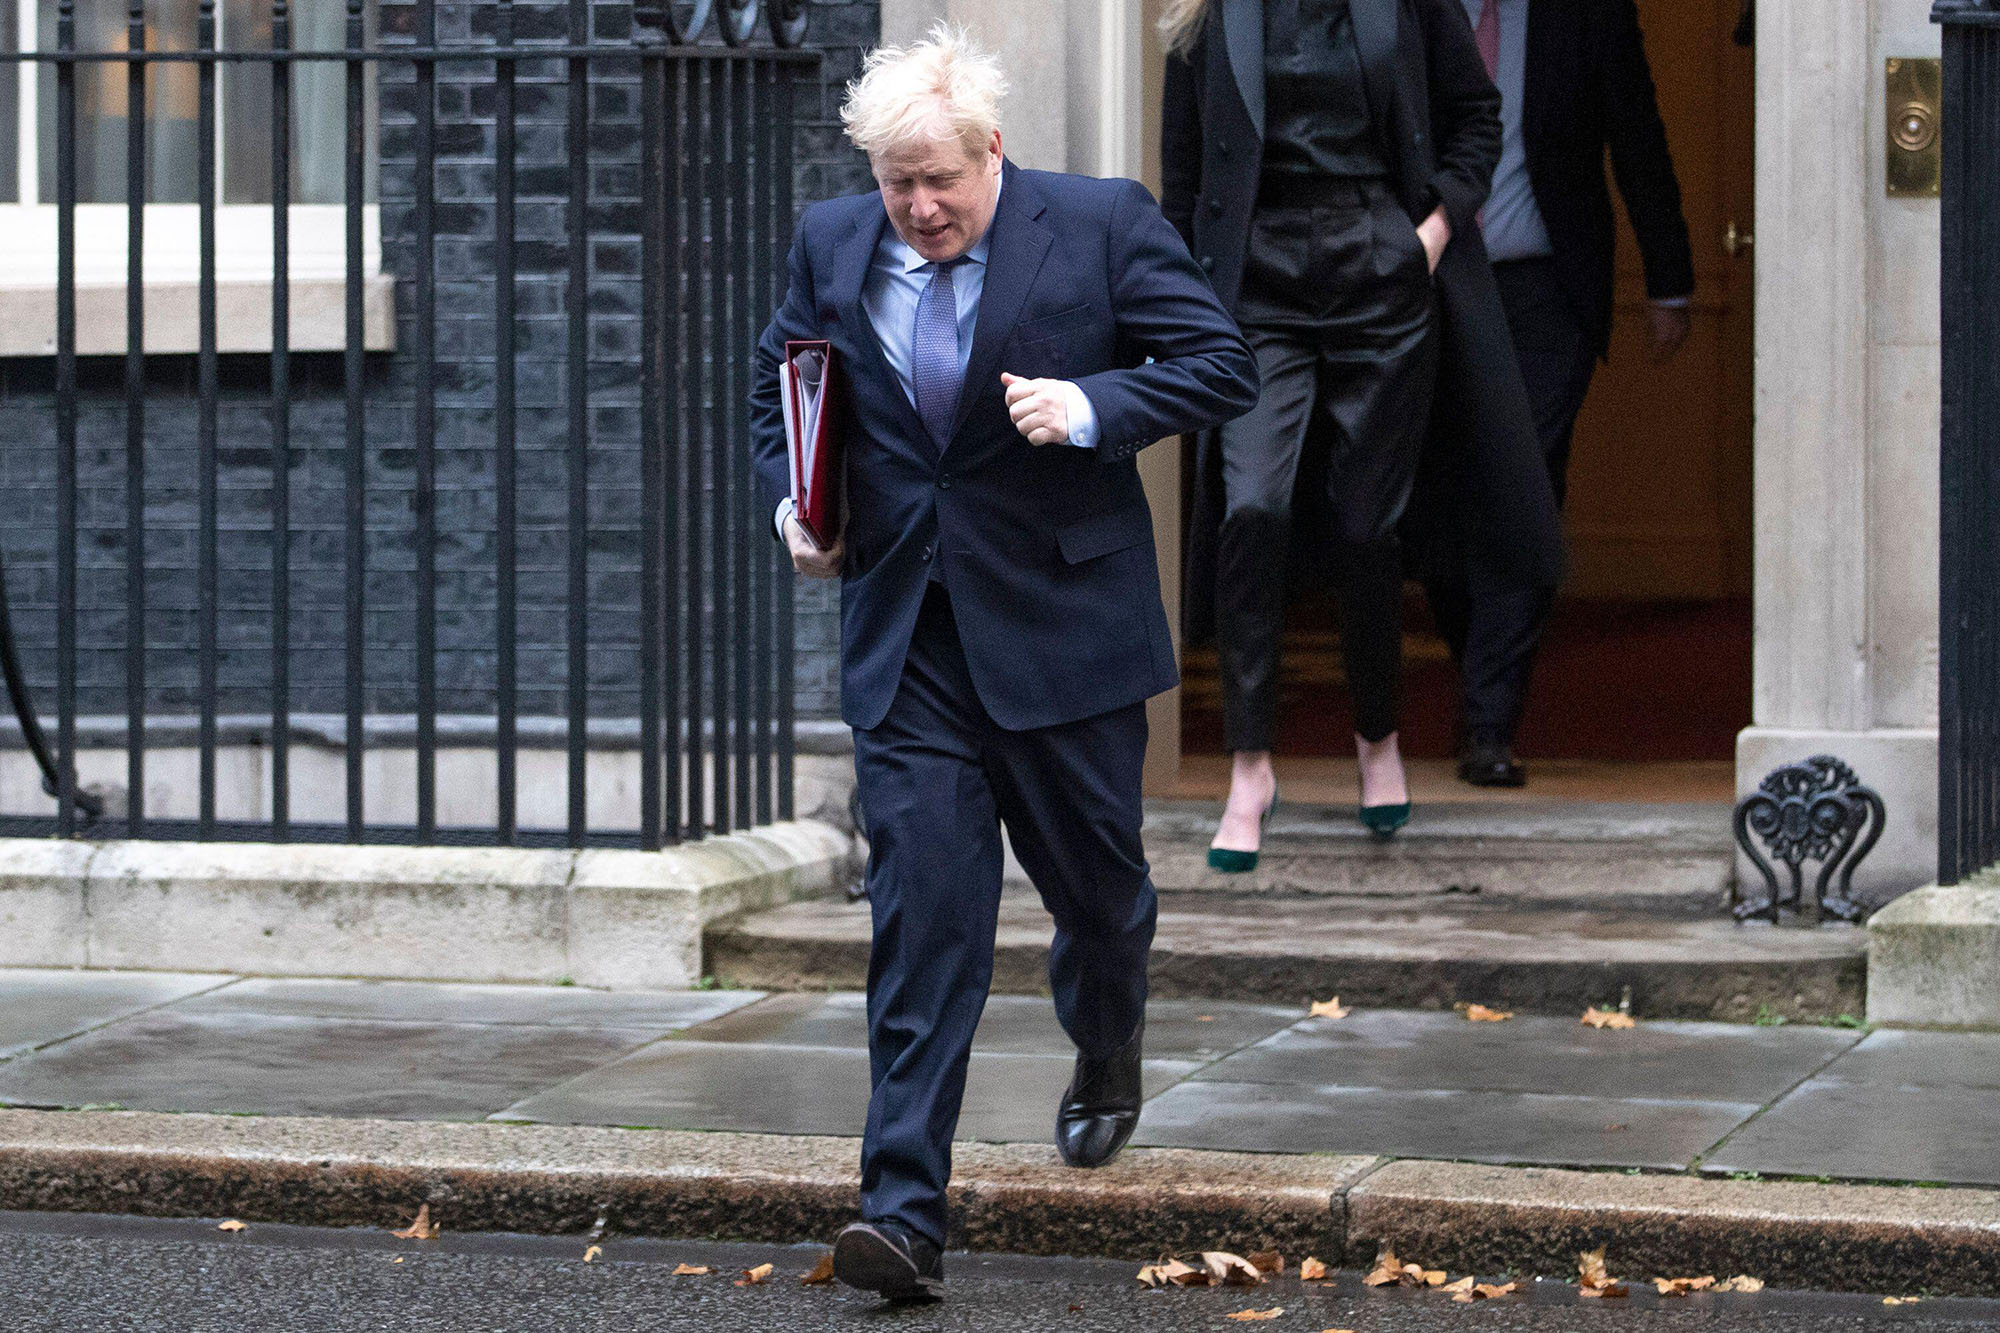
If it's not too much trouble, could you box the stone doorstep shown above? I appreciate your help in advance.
[0,824,856,991]
[1867,881,2000,1030]
[0,1109,1994,1297]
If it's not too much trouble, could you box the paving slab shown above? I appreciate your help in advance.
[497,1041,1200,1142]
[1132,1079,1761,1169]
[0,969,233,1059]
[1702,1080,2000,1186]
[0,1010,665,1120]
[1193,1009,1860,1103]
[176,977,765,1030]
[675,990,1298,1062]
[1809,1027,2000,1090]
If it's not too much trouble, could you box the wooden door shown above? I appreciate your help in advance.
[1563,0,1755,600]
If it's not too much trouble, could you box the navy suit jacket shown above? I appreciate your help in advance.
[751,162,1257,733]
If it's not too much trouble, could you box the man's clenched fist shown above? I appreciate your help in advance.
[785,513,843,579]
[1001,372,1071,446]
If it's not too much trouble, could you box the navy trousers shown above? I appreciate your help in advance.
[851,582,1156,1248]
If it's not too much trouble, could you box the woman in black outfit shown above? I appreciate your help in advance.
[1162,0,1562,865]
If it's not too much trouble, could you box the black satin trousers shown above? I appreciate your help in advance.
[1217,183,1438,751]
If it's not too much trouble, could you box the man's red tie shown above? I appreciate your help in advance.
[1474,0,1499,231]
[1475,0,1500,80]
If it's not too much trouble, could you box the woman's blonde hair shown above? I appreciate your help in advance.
[840,22,1008,159]
[1158,0,1211,55]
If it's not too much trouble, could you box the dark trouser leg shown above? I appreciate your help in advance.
[1457,258,1598,742]
[851,586,1002,1250]
[1216,326,1318,753]
[986,699,1155,1058]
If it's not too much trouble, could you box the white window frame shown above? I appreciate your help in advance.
[0,0,392,355]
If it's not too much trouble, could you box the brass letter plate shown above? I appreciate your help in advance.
[1886,57,1941,198]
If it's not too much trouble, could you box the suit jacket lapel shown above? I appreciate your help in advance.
[1221,0,1264,137]
[1351,0,1401,165]
[949,162,1053,445]
[831,203,933,454]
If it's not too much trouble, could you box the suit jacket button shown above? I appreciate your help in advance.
[1217,139,1230,156]
[921,546,933,562]
[1199,255,1215,272]
[937,477,952,490]
[1208,197,1224,215]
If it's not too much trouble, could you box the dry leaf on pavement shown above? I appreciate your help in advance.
[1138,1257,1206,1287]
[583,1245,602,1263]
[1363,1248,1427,1288]
[1716,1275,1764,1293]
[735,1263,775,1287]
[1883,1296,1922,1306]
[1247,1250,1286,1276]
[1465,1004,1514,1022]
[672,1263,713,1277]
[1471,1282,1520,1301]
[1224,1310,1285,1322]
[1299,1257,1328,1281]
[1308,997,1352,1020]
[1578,1246,1627,1298]
[216,1220,247,1233]
[391,1205,440,1241]
[1653,1276,1715,1296]
[1582,1007,1638,1030]
[1441,1276,1476,1298]
[1204,1252,1267,1287]
[803,1253,836,1285]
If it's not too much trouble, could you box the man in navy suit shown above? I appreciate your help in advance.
[750,25,1256,1302]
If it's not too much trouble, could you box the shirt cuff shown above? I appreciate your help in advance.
[1061,381,1099,449]
[1649,295,1692,309]
[774,496,795,541]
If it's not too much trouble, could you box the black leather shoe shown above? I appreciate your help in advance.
[1458,735,1526,788]
[832,1220,944,1302]
[1056,1023,1143,1168]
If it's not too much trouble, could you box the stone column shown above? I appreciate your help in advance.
[1740,0,1940,900]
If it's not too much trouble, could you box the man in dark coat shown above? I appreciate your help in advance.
[752,26,1256,1302]
[1169,0,1566,664]
[1431,0,1696,786]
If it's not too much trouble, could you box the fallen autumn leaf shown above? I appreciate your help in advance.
[672,1263,713,1277]
[1465,1004,1514,1022]
[1716,1275,1764,1293]
[216,1220,247,1233]
[1308,997,1352,1020]
[1203,1252,1267,1287]
[735,1262,775,1287]
[1223,1309,1284,1322]
[583,1245,602,1263]
[1247,1250,1285,1276]
[1299,1257,1328,1281]
[1364,1247,1427,1288]
[1582,1007,1638,1030]
[391,1205,440,1241]
[1578,1246,1627,1298]
[803,1253,836,1285]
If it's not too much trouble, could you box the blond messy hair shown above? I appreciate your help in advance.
[1157,0,1210,55]
[840,22,1008,160]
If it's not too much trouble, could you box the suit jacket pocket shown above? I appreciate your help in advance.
[1056,505,1153,565]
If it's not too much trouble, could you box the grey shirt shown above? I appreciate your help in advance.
[1457,0,1554,262]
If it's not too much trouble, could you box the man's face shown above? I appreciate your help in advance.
[872,129,1003,264]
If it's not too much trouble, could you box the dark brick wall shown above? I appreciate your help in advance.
[0,0,873,724]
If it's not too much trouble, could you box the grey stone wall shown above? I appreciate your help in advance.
[0,0,872,726]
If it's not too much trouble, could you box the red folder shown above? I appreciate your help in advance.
[781,340,843,550]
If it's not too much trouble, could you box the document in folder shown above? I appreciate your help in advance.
[780,340,842,550]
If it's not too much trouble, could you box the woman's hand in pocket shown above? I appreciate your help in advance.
[1415,205,1452,274]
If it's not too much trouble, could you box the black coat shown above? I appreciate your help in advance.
[1166,0,1564,642]
[1521,0,1695,358]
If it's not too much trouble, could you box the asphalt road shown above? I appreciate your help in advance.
[1,1210,1994,1332]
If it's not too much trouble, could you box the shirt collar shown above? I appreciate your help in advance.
[892,171,1002,274]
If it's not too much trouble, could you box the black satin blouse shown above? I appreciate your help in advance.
[1260,0,1386,182]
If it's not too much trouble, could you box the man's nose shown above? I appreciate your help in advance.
[909,190,940,220]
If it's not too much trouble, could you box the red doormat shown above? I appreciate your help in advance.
[1181,597,1751,762]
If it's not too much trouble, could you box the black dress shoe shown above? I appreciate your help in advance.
[1056,1023,1143,1168]
[831,1220,944,1302]
[1458,735,1526,788]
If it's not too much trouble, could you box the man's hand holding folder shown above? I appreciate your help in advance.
[781,340,845,579]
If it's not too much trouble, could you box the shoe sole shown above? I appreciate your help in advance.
[832,1228,942,1301]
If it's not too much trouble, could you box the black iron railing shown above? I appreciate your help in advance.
[1936,0,2000,883]
[0,0,815,850]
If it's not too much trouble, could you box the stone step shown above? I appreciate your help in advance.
[1019,799,1738,909]
[706,890,1866,1024]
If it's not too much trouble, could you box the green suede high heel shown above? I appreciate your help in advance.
[1208,784,1279,873]
[1358,765,1410,840]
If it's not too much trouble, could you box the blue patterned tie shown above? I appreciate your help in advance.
[912,258,964,447]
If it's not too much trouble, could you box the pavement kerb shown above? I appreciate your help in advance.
[0,1109,1995,1296]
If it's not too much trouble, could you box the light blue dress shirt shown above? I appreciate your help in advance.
[1459,0,1555,264]
[777,176,1098,539]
